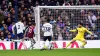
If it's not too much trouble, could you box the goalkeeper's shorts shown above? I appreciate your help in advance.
[73,37,85,42]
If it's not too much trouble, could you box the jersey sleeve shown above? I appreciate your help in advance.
[12,25,15,34]
[24,27,29,36]
[22,23,25,30]
[69,29,77,32]
[42,25,44,31]
[85,28,92,34]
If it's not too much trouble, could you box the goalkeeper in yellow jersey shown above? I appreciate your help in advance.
[66,23,93,48]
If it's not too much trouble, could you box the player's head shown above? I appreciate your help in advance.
[18,18,22,22]
[88,10,93,16]
[32,22,36,26]
[78,22,83,28]
[46,19,50,23]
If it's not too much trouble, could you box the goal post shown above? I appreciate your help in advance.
[34,6,100,49]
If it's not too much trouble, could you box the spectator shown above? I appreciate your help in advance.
[56,1,60,6]
[0,21,5,31]
[57,27,63,40]
[86,32,98,40]
[6,32,13,41]
[69,0,75,5]
[6,18,12,26]
[12,21,16,38]
[57,20,65,29]
[96,14,100,33]
[0,31,4,40]
[87,11,97,29]
[1,0,7,10]
[63,1,70,6]
[77,1,82,5]
[8,22,15,33]
[83,0,88,5]
[4,29,9,38]
[3,8,9,17]
[46,0,56,6]
[91,0,96,5]
[49,16,56,24]
[0,0,99,41]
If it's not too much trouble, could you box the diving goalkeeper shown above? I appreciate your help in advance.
[66,23,93,48]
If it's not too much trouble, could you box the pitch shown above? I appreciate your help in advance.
[0,49,100,56]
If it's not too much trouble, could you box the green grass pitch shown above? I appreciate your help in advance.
[0,49,100,56]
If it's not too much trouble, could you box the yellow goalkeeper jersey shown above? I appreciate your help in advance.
[70,27,92,38]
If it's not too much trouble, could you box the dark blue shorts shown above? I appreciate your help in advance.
[17,33,23,39]
[43,36,52,41]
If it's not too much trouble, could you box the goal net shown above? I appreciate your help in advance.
[34,6,100,49]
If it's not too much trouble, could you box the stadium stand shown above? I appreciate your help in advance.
[0,0,100,41]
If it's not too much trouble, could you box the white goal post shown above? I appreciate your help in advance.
[34,6,100,49]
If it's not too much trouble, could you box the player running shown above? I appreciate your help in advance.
[41,19,53,51]
[24,22,36,50]
[66,23,93,48]
[14,19,25,39]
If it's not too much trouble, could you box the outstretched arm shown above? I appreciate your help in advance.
[85,29,92,34]
[69,29,77,32]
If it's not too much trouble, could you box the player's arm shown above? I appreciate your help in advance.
[51,27,53,38]
[24,27,29,37]
[12,24,15,34]
[51,25,54,40]
[34,27,36,35]
[42,25,44,31]
[85,28,92,34]
[69,29,77,32]
[22,23,25,30]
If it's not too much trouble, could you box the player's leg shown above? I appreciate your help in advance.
[19,33,27,49]
[40,36,47,51]
[18,33,24,40]
[66,38,76,48]
[29,38,36,49]
[17,34,20,40]
[29,38,34,49]
[31,39,36,48]
[47,36,52,50]
[80,39,87,48]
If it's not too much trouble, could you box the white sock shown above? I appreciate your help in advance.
[48,41,52,49]
[41,41,45,49]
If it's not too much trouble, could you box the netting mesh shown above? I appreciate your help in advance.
[39,7,100,40]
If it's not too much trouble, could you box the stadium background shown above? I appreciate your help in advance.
[0,0,99,41]
[0,0,100,56]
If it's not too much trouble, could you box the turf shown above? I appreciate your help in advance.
[0,49,100,56]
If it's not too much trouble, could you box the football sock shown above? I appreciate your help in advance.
[82,42,86,47]
[42,41,46,49]
[66,42,71,48]
[48,41,52,49]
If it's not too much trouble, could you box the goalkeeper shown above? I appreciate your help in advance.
[66,23,93,48]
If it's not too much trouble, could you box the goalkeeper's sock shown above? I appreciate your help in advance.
[82,42,86,47]
[44,45,47,49]
[66,42,71,48]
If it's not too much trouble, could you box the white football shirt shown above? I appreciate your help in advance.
[42,23,53,36]
[15,21,25,34]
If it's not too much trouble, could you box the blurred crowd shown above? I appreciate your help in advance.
[40,9,100,40]
[0,0,35,41]
[0,0,100,41]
